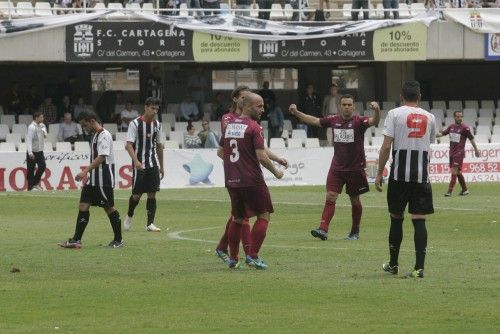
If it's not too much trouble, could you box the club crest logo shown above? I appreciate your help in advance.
[73,24,94,58]
[469,10,482,29]
[258,40,279,58]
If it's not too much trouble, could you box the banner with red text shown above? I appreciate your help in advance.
[1,144,499,192]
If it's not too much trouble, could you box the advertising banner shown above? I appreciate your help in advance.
[484,33,500,60]
[372,22,427,61]
[66,21,194,62]
[1,144,499,192]
[251,33,374,62]
[192,32,249,62]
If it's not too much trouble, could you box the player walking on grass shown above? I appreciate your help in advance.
[289,96,380,241]
[58,110,123,249]
[214,86,288,265]
[375,80,436,278]
[123,97,165,232]
[218,93,285,269]
[436,111,480,197]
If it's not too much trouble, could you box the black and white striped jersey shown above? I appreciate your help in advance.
[383,106,436,183]
[88,128,115,188]
[127,116,164,169]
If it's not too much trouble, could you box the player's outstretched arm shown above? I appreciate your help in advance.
[256,149,284,179]
[375,135,393,192]
[288,104,321,127]
[367,102,380,127]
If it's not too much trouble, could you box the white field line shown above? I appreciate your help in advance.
[1,192,495,212]
[167,226,500,254]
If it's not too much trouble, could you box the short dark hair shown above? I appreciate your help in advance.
[340,94,355,102]
[78,110,98,122]
[187,124,194,131]
[145,97,160,106]
[453,110,463,117]
[401,80,421,102]
[33,111,43,119]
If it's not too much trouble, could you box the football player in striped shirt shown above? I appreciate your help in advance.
[123,97,165,232]
[58,110,123,249]
[375,80,437,278]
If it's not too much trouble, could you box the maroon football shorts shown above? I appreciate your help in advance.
[227,185,274,219]
[449,154,465,169]
[326,169,369,196]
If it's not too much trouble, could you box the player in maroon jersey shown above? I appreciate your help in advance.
[289,95,380,240]
[218,92,285,269]
[215,86,288,265]
[437,110,480,196]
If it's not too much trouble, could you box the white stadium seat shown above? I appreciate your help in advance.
[12,124,27,140]
[0,114,15,130]
[464,100,479,109]
[305,138,320,148]
[269,138,286,149]
[164,140,180,149]
[291,129,307,140]
[475,125,491,136]
[0,142,16,152]
[0,124,9,141]
[474,134,489,143]
[162,113,176,130]
[492,125,500,135]
[16,1,34,17]
[478,108,494,118]
[287,138,303,148]
[175,121,189,132]
[49,123,60,134]
[371,136,384,147]
[115,132,128,141]
[480,100,495,109]
[56,142,72,152]
[103,123,118,136]
[44,142,53,152]
[270,3,284,20]
[432,101,446,110]
[142,2,154,12]
[6,133,21,145]
[18,114,33,125]
[490,134,500,143]
[438,135,449,144]
[448,100,463,110]
[477,117,492,129]
[17,142,27,152]
[169,131,185,148]
[35,2,53,16]
[431,109,444,120]
[74,141,90,152]
[420,101,431,110]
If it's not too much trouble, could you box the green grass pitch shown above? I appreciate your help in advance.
[0,183,499,333]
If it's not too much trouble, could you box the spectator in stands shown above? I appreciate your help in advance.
[187,0,202,17]
[258,0,273,19]
[180,94,200,122]
[96,90,122,123]
[198,121,219,148]
[3,81,23,115]
[351,0,369,20]
[58,112,83,144]
[267,98,284,144]
[38,97,58,125]
[298,83,321,138]
[187,67,209,113]
[258,81,276,108]
[161,0,181,15]
[73,96,90,120]
[184,123,202,148]
[120,101,139,132]
[58,95,75,121]
[291,0,314,21]
[24,84,43,114]
[202,0,220,14]
[322,83,340,116]
[211,91,230,121]
[383,0,399,19]
[233,0,256,16]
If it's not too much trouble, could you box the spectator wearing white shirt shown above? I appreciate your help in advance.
[180,94,200,122]
[58,112,83,144]
[25,111,47,191]
[120,101,139,132]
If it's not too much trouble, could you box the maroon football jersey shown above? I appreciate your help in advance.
[320,114,370,171]
[221,116,266,188]
[441,123,473,158]
[219,110,238,147]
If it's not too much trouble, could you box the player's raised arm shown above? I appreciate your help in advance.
[288,104,321,127]
[367,101,381,127]
[256,148,284,179]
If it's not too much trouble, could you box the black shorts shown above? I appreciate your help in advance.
[80,185,115,208]
[132,167,160,194]
[387,179,434,215]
